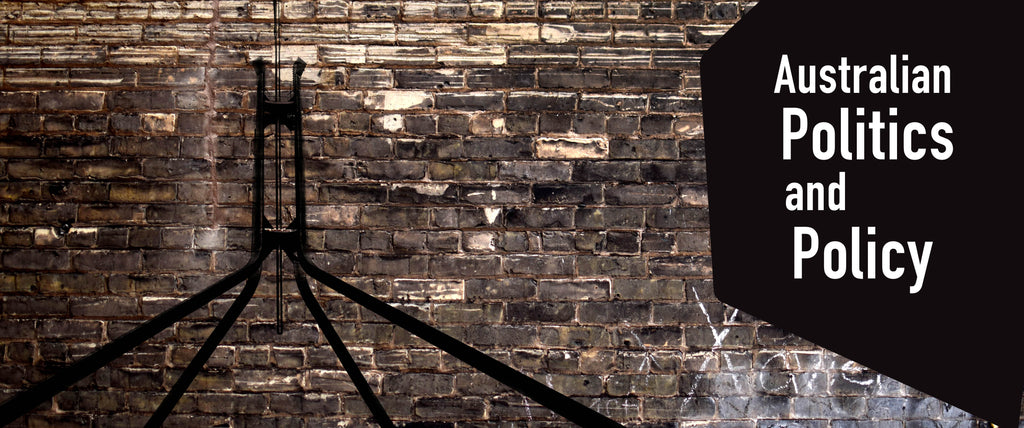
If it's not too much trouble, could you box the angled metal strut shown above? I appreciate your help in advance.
[0,59,623,428]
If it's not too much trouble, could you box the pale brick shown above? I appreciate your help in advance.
[534,137,608,159]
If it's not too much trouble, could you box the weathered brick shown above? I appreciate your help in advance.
[395,69,464,89]
[504,254,574,276]
[578,301,651,325]
[429,255,501,278]
[413,397,485,419]
[541,23,612,43]
[582,47,651,67]
[393,279,464,301]
[468,23,540,43]
[437,46,506,66]
[465,278,537,300]
[38,91,105,111]
[433,91,503,112]
[508,44,578,65]
[533,183,602,205]
[687,24,731,44]
[367,46,436,65]
[508,92,577,111]
[534,137,608,159]
[506,302,575,323]
[364,90,433,111]
[539,279,609,301]
[578,255,647,277]
[538,69,609,89]
[466,68,535,88]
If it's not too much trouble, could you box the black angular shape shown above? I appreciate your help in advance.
[701,1,1023,426]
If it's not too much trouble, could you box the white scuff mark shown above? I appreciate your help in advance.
[375,114,403,132]
[373,90,431,110]
[694,287,730,349]
[840,360,877,386]
[756,351,793,393]
[523,397,533,421]
[759,351,789,371]
[726,306,740,323]
[483,207,501,224]
[540,24,575,43]
[681,286,724,415]
[394,183,449,196]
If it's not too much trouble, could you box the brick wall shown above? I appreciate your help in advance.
[0,1,1002,426]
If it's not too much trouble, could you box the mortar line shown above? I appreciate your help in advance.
[204,0,222,242]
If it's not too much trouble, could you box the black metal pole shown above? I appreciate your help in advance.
[144,272,263,428]
[293,253,624,428]
[291,256,395,428]
[0,250,271,426]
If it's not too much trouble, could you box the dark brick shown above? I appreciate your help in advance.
[504,207,574,229]
[465,278,537,300]
[676,1,708,20]
[610,139,679,160]
[606,184,677,205]
[504,254,574,276]
[461,137,532,159]
[533,184,602,205]
[3,249,71,271]
[606,231,640,254]
[436,115,470,135]
[390,183,460,204]
[710,2,740,20]
[414,397,485,420]
[321,183,387,203]
[572,113,606,134]
[428,161,498,181]
[434,91,504,111]
[539,69,610,89]
[506,302,575,323]
[465,325,537,347]
[685,326,755,349]
[610,70,682,90]
[459,184,531,204]
[575,207,645,229]
[383,373,455,396]
[358,160,427,180]
[539,113,572,133]
[579,301,651,324]
[466,68,536,88]
[360,206,431,228]
[319,90,363,110]
[580,94,647,112]
[429,255,501,278]
[395,69,464,89]
[607,116,641,135]
[572,161,641,183]
[108,90,174,110]
[687,24,731,45]
[349,69,393,88]
[404,114,437,134]
[578,255,647,277]
[641,161,707,182]
[641,115,675,135]
[650,94,702,112]
[646,207,710,228]
[508,92,577,111]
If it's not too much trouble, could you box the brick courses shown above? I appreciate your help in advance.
[0,0,1008,426]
